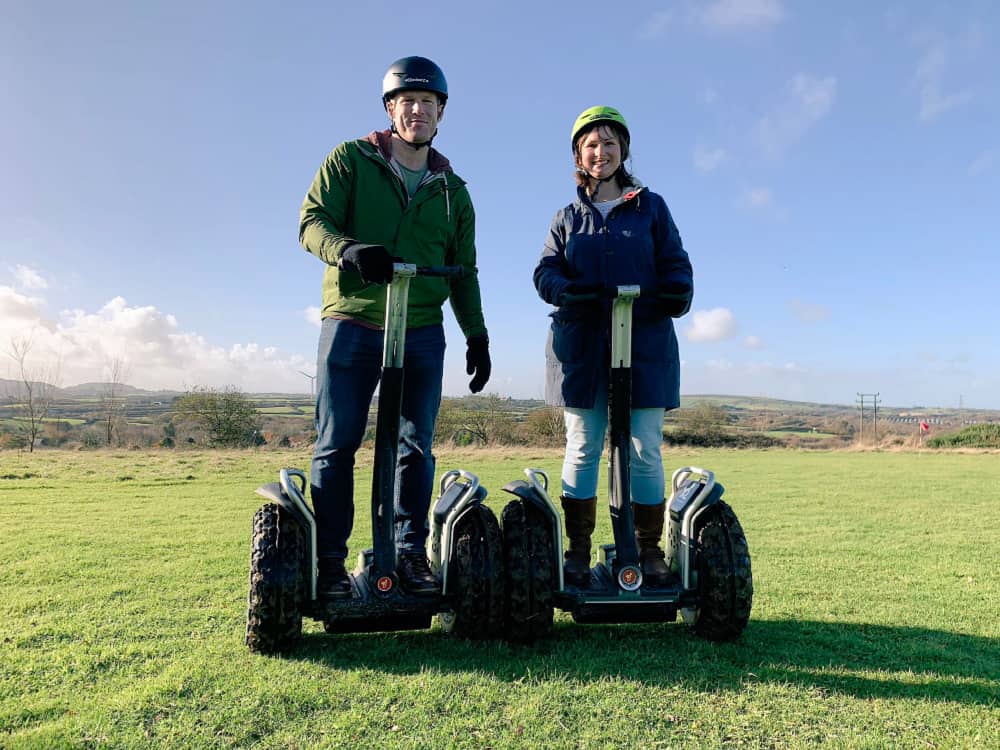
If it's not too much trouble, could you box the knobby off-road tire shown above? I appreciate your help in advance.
[246,503,306,653]
[690,500,753,641]
[501,500,555,644]
[439,504,505,639]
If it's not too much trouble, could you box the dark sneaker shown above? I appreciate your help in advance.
[396,553,440,595]
[318,557,352,600]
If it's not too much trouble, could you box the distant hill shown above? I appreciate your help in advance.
[3,378,998,425]
[60,382,155,398]
[0,378,181,400]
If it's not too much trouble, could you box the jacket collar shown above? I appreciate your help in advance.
[366,129,452,174]
[576,183,645,207]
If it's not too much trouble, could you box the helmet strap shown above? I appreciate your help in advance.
[390,121,434,150]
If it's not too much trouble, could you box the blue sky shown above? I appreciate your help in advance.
[2,0,998,408]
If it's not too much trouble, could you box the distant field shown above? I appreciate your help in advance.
[1,448,997,749]
[256,406,311,417]
[764,429,838,439]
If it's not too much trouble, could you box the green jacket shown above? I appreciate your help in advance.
[299,129,487,337]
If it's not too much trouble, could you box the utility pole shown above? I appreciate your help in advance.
[857,392,880,445]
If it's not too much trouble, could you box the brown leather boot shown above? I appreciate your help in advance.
[560,496,596,588]
[633,501,672,586]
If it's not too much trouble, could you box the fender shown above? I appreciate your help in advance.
[429,469,488,595]
[255,468,317,601]
[501,468,565,592]
[665,467,724,593]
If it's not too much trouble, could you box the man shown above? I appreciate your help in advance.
[299,56,491,599]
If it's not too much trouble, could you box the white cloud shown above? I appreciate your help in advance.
[701,0,784,31]
[0,291,312,393]
[967,149,996,176]
[913,32,974,121]
[789,299,830,324]
[639,1,781,39]
[920,86,974,121]
[694,144,726,173]
[755,74,837,155]
[12,265,48,290]
[744,335,764,349]
[0,286,48,327]
[305,306,322,327]
[685,307,738,342]
[742,186,773,208]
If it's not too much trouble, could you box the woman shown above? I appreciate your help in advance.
[533,105,693,588]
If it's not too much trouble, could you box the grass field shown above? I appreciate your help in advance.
[1,448,997,749]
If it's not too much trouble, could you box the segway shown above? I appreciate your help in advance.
[246,263,504,654]
[500,285,752,642]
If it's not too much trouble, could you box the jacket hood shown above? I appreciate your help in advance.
[366,129,453,173]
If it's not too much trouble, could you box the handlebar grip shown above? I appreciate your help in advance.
[415,265,465,278]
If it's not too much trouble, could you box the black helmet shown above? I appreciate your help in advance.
[381,56,448,104]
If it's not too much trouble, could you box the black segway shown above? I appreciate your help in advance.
[246,263,504,654]
[500,285,752,642]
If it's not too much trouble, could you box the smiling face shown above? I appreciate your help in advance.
[575,125,622,181]
[386,90,445,144]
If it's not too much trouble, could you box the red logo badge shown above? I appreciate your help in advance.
[376,576,393,592]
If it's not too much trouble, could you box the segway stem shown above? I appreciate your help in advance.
[370,263,464,588]
[370,264,416,585]
[608,285,642,588]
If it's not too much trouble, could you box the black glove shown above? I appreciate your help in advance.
[465,335,491,393]
[339,244,394,285]
[556,282,604,307]
[657,281,693,317]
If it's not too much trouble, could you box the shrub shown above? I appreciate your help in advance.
[926,423,1000,449]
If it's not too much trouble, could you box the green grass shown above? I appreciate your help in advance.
[1,448,997,749]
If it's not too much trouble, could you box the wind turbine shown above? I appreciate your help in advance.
[297,370,316,396]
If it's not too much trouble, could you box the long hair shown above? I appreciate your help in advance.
[572,122,635,191]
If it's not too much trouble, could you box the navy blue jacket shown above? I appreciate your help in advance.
[534,186,693,409]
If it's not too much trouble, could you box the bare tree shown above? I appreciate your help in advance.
[101,356,130,446]
[523,405,566,446]
[6,335,61,452]
[676,401,730,439]
[174,386,262,447]
[435,394,517,446]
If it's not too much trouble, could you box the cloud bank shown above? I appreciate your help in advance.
[1,270,311,393]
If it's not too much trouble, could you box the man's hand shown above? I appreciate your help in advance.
[465,335,491,393]
[339,244,394,284]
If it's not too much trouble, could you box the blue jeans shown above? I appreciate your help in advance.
[310,318,445,560]
[561,380,666,505]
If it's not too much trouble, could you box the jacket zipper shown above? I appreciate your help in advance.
[362,146,456,241]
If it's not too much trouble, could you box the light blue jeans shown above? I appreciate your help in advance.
[561,385,666,505]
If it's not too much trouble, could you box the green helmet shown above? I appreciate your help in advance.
[571,105,630,151]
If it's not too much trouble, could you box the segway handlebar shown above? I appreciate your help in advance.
[558,284,685,305]
[337,257,465,280]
